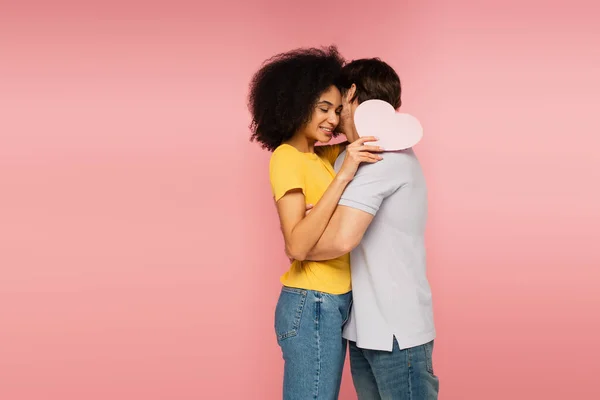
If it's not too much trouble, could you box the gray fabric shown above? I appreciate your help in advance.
[334,148,436,351]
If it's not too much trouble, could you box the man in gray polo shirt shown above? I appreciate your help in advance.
[306,59,439,399]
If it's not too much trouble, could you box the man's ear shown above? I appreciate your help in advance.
[345,84,357,104]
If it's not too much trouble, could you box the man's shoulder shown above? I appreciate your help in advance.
[382,148,419,164]
[359,148,420,175]
[334,149,346,171]
[335,147,421,175]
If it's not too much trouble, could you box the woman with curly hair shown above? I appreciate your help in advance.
[248,46,383,399]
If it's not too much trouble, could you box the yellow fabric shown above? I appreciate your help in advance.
[269,143,351,294]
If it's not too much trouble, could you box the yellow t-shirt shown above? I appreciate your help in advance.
[269,143,351,295]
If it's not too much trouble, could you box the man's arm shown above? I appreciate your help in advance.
[305,205,374,261]
[306,152,407,261]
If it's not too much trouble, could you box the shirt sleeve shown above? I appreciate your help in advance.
[338,154,406,215]
[269,146,306,202]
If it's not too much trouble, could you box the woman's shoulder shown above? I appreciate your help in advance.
[271,144,303,161]
[272,143,298,156]
[270,144,306,168]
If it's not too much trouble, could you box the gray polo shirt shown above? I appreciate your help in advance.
[334,148,436,351]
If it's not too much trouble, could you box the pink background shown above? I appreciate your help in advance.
[1,0,599,399]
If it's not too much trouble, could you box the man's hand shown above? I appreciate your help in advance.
[305,203,314,216]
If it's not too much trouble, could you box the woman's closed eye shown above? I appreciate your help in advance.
[319,108,341,115]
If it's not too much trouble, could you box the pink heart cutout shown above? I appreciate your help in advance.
[354,99,423,151]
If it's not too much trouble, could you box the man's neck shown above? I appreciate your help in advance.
[345,126,360,143]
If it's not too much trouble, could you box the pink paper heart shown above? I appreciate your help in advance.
[354,99,423,151]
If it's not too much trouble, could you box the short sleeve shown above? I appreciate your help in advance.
[269,145,306,202]
[338,154,406,215]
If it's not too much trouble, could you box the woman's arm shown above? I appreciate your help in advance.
[275,137,381,261]
[276,176,349,261]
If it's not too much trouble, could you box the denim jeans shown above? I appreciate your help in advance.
[275,286,352,400]
[349,339,439,400]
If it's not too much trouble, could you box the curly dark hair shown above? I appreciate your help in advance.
[248,46,345,151]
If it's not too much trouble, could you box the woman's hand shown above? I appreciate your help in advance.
[335,136,383,183]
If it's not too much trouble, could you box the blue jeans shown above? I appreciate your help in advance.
[349,339,439,400]
[275,286,352,400]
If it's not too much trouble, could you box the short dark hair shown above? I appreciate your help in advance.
[338,58,401,109]
[248,46,345,151]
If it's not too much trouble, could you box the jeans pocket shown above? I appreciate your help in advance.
[275,287,308,341]
[423,340,435,375]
